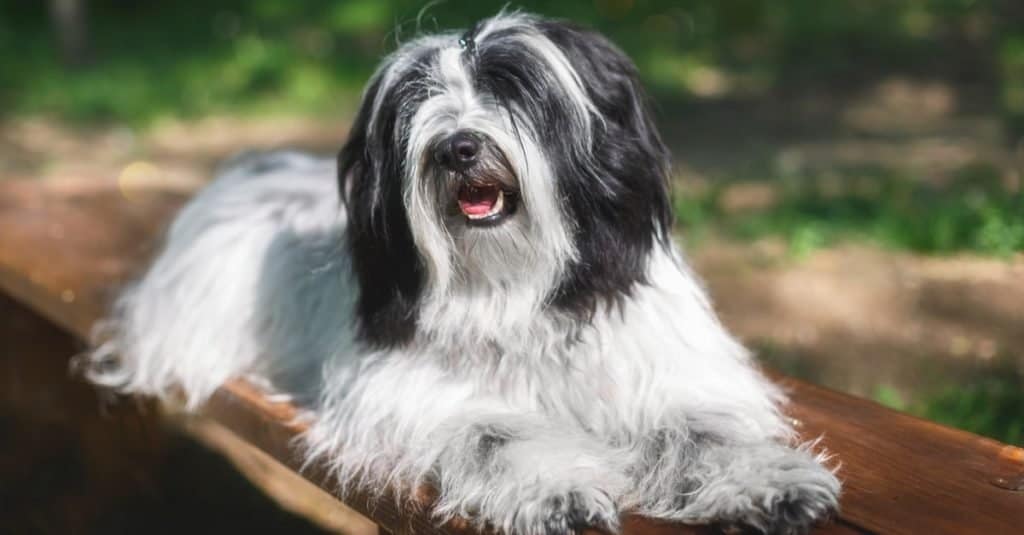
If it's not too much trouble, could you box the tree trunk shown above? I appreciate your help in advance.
[49,0,92,68]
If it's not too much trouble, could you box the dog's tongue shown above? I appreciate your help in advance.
[458,184,499,216]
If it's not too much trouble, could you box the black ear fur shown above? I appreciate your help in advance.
[337,50,437,348]
[536,20,674,317]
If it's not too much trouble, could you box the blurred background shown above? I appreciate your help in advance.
[1,0,1022,532]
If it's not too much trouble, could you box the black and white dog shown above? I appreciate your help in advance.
[86,12,839,535]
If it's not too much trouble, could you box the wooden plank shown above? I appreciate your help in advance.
[204,378,862,535]
[0,178,186,336]
[1,177,1021,534]
[182,417,379,535]
[1,290,372,535]
[774,373,1024,534]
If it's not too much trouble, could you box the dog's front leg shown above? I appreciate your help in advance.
[625,417,840,535]
[309,360,627,535]
[425,412,628,535]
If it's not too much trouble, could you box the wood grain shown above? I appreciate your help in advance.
[1,177,1021,534]
[774,373,1024,534]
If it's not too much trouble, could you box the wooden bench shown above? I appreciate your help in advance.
[1,176,1022,535]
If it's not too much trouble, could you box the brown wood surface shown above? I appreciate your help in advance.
[1,177,1021,534]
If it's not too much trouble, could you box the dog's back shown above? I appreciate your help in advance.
[86,152,357,407]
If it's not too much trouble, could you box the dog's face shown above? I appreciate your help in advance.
[339,13,673,347]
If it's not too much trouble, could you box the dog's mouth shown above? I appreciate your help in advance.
[457,180,517,227]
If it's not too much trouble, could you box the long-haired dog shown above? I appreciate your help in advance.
[86,12,840,535]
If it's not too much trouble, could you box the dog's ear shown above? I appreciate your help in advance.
[535,20,675,314]
[337,71,387,229]
[537,20,672,228]
[337,44,439,238]
[337,63,424,348]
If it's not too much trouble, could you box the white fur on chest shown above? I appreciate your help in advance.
[358,247,782,442]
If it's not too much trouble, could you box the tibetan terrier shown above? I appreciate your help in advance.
[86,12,840,535]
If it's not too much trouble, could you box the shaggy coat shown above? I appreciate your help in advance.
[86,12,840,535]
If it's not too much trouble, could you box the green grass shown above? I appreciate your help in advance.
[916,375,1024,445]
[763,344,1024,445]
[0,1,383,124]
[675,164,1024,257]
[873,362,1024,445]
[0,0,1011,125]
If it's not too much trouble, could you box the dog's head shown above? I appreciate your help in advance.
[339,12,672,347]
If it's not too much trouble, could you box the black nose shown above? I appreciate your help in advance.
[435,131,480,171]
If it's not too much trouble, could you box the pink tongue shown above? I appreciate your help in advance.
[459,199,495,215]
[458,187,497,216]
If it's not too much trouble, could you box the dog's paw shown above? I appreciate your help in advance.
[766,481,838,535]
[679,445,840,535]
[510,488,620,535]
[712,476,839,535]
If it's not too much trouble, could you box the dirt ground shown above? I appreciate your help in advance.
[696,239,1023,396]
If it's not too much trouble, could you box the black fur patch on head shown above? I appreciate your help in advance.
[536,20,673,317]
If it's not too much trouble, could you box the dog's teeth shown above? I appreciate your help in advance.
[465,190,504,220]
[489,190,504,216]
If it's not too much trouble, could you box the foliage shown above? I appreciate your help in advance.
[873,363,1024,445]
[915,368,1024,446]
[675,164,1024,257]
[763,345,1023,445]
[0,0,1012,124]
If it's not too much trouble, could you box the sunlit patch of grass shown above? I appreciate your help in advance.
[872,385,907,411]
[674,163,1024,258]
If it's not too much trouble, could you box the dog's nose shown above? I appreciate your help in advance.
[452,134,480,163]
[434,132,480,171]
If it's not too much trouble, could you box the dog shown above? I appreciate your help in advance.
[85,11,840,535]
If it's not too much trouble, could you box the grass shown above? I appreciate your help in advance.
[0,0,1011,125]
[764,345,1024,445]
[0,1,380,124]
[674,163,1024,257]
[873,362,1024,445]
